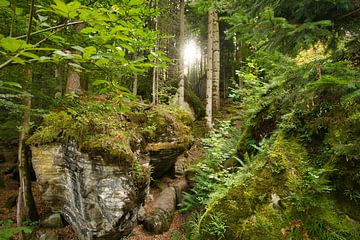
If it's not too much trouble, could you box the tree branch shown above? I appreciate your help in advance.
[15,20,86,40]
[338,7,360,19]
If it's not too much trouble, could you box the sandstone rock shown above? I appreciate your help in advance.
[38,230,59,240]
[143,187,176,234]
[137,206,146,223]
[173,179,189,204]
[32,139,149,240]
[147,142,187,179]
[42,213,63,228]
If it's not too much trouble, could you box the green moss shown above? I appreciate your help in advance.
[195,132,360,239]
[184,89,205,119]
[28,96,193,187]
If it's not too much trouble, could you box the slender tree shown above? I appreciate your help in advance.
[178,0,185,106]
[212,10,220,111]
[206,8,215,128]
[17,0,38,227]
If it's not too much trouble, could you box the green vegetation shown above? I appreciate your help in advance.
[0,220,34,239]
[0,0,359,238]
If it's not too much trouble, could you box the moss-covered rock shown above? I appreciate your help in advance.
[28,97,193,239]
[195,133,360,240]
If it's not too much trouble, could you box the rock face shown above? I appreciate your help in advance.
[147,142,187,179]
[29,101,193,239]
[143,187,177,234]
[32,139,148,240]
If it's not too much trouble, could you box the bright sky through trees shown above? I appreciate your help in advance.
[184,40,201,72]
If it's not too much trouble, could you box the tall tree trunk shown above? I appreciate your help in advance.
[178,0,185,106]
[152,0,159,104]
[206,8,214,129]
[17,0,38,229]
[17,67,38,226]
[55,65,63,97]
[133,74,138,96]
[66,24,85,95]
[212,11,220,111]
[66,69,81,94]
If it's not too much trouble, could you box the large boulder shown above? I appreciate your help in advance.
[32,139,148,240]
[29,100,193,239]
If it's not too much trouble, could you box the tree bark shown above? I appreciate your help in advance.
[152,0,159,104]
[212,10,220,111]
[65,24,85,95]
[133,74,138,96]
[66,68,81,94]
[206,9,214,129]
[178,0,185,106]
[17,67,38,226]
[17,0,38,229]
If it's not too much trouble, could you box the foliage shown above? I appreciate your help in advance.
[180,121,241,212]
[0,220,34,239]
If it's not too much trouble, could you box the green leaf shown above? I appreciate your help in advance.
[95,58,109,66]
[0,38,29,52]
[128,0,144,6]
[20,51,40,60]
[12,56,26,64]
[81,27,97,34]
[0,81,22,89]
[0,0,9,7]
[71,46,84,52]
[15,7,23,15]
[83,46,96,60]
[68,62,83,69]
[92,79,109,86]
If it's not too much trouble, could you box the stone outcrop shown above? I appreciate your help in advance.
[29,101,193,239]
[32,139,149,240]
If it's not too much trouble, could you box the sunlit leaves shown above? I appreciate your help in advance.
[0,0,9,7]
[128,0,144,7]
[50,0,81,19]
[83,46,96,60]
[0,38,31,52]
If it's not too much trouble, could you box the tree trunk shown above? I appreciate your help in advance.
[17,0,38,229]
[212,10,220,111]
[206,9,214,129]
[178,0,185,106]
[133,74,138,95]
[66,69,81,94]
[65,24,85,95]
[17,67,38,226]
[152,0,159,104]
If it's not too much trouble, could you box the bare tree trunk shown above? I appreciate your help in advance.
[66,69,81,94]
[206,9,214,129]
[152,0,159,104]
[212,10,220,111]
[17,0,38,230]
[178,0,185,106]
[133,74,138,95]
[66,24,85,95]
[17,67,38,226]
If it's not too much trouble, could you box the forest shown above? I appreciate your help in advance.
[0,0,360,239]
